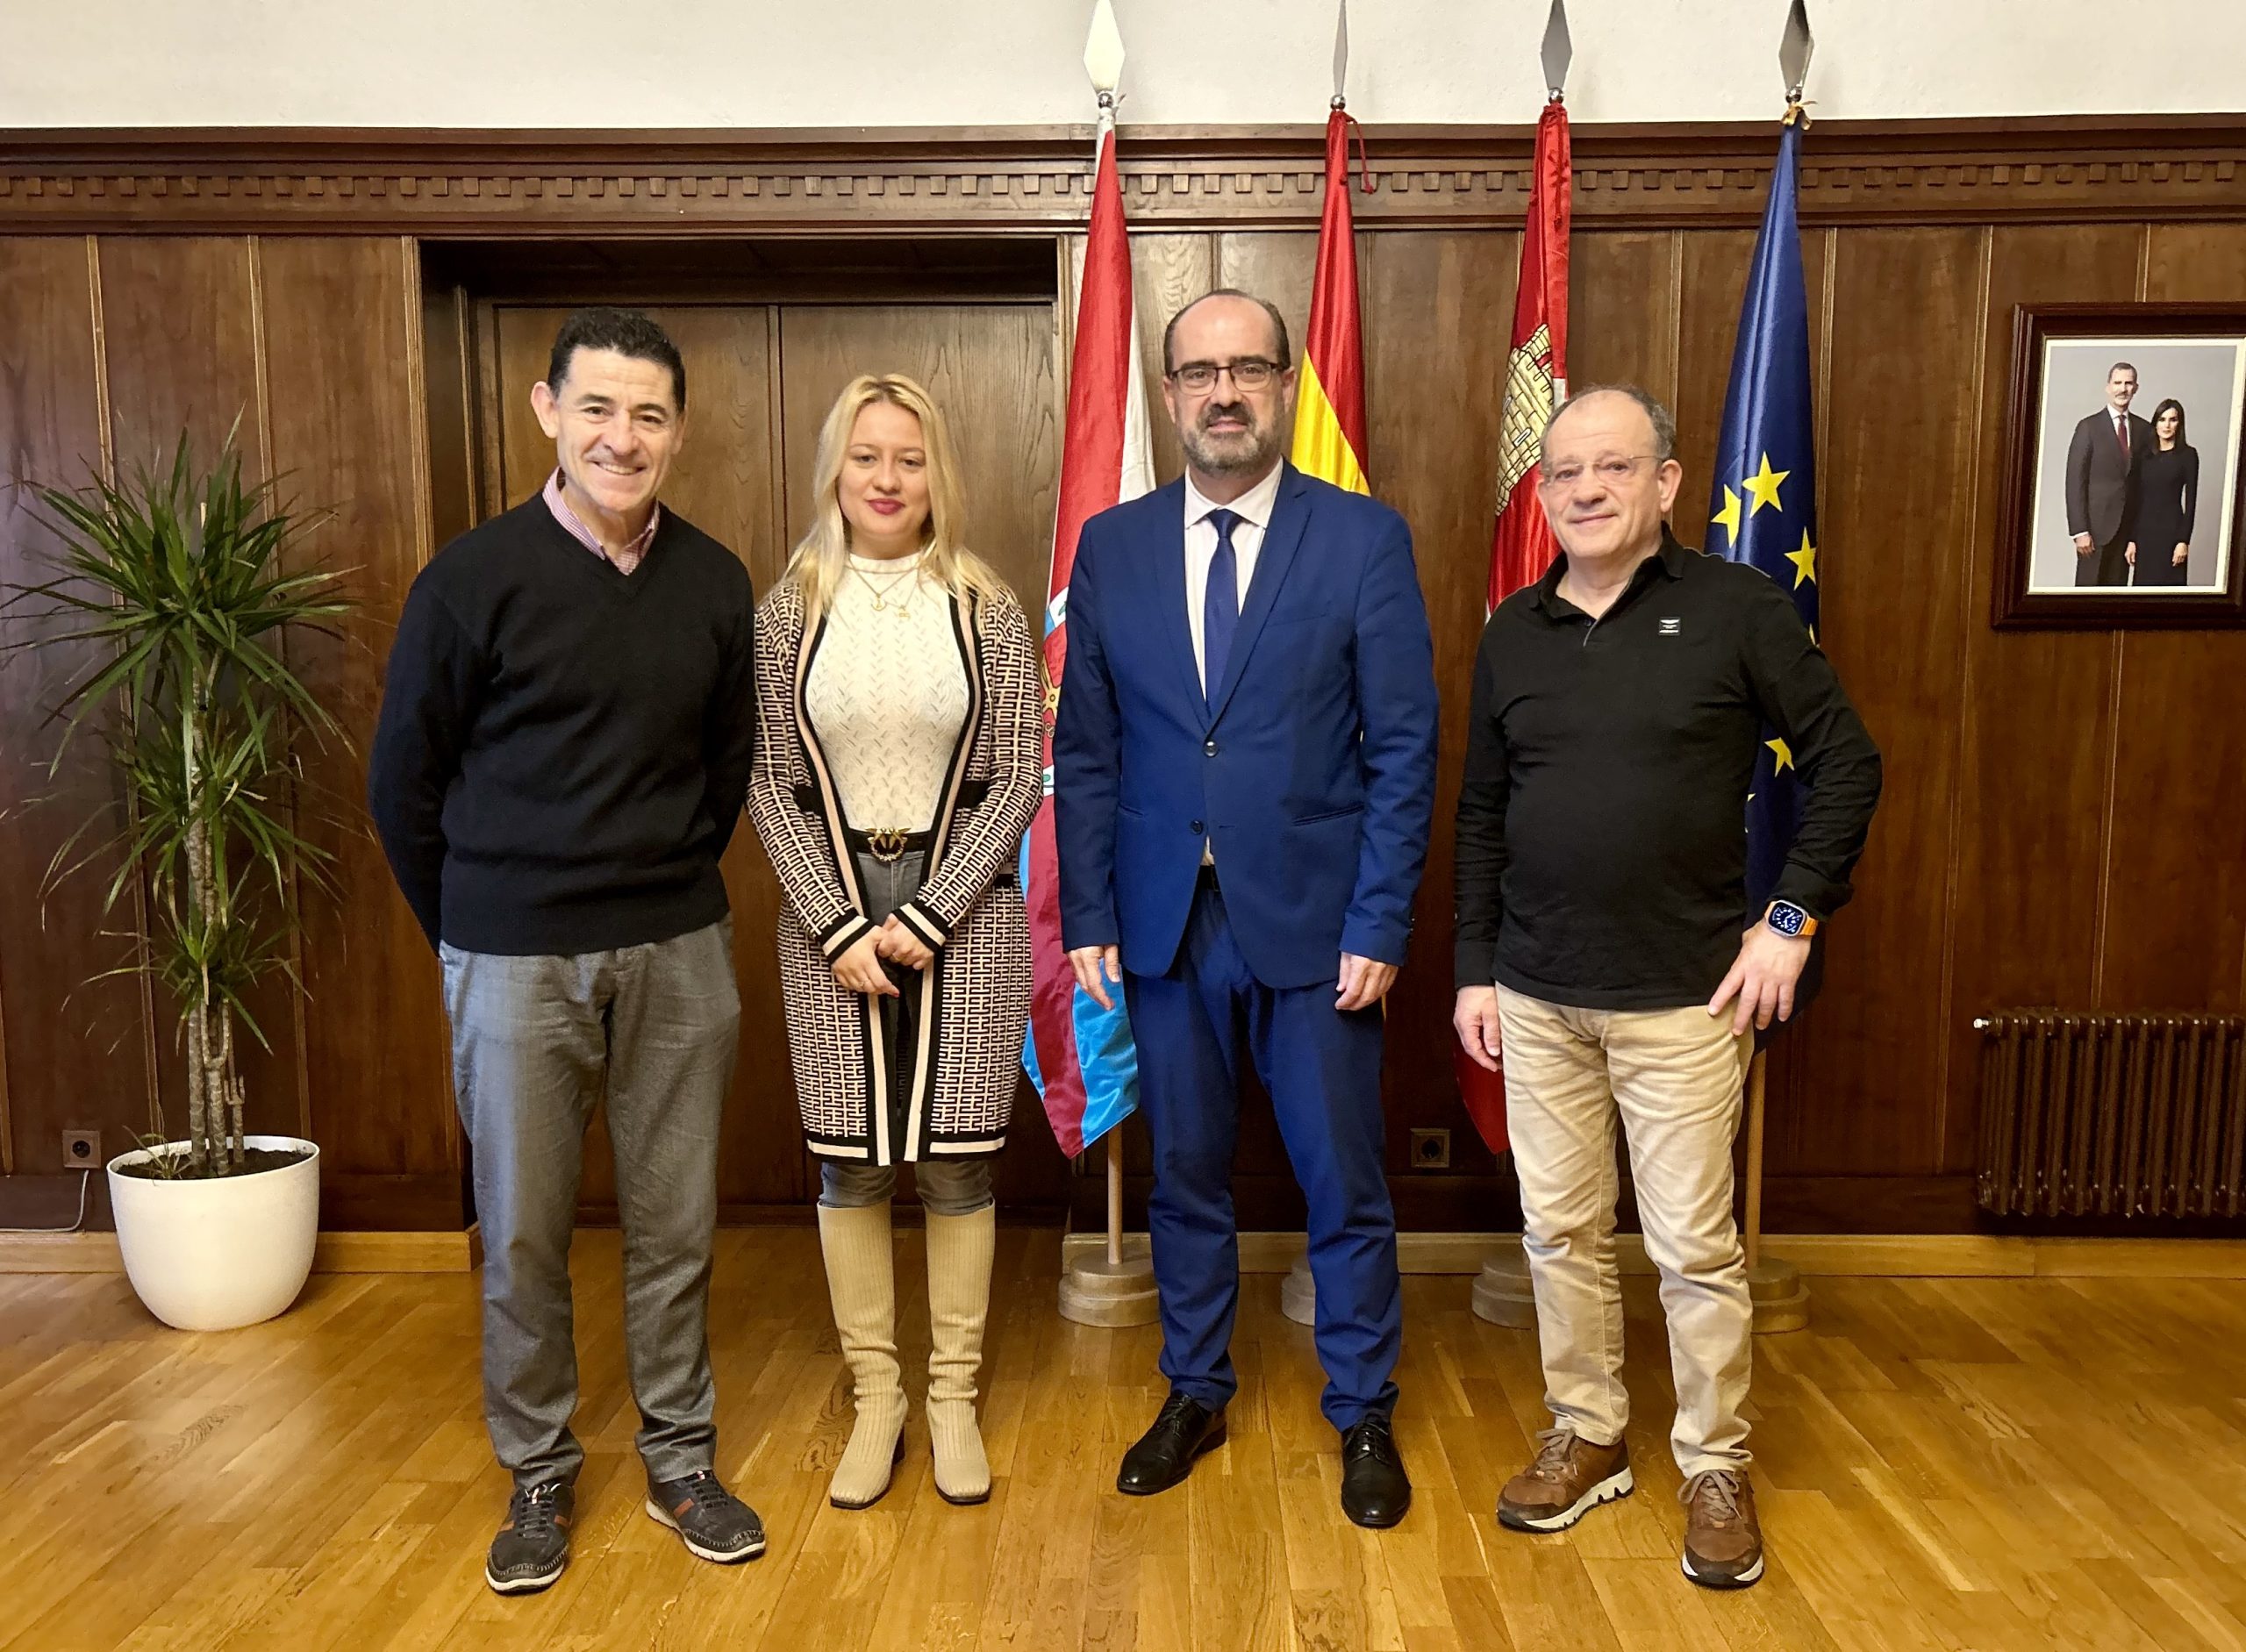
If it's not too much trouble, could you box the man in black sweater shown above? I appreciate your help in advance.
[369,309,762,1594]
[1450,386,1879,1591]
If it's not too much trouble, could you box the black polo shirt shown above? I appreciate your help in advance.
[1452,532,1881,1011]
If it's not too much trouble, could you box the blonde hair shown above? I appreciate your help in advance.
[782,373,1004,622]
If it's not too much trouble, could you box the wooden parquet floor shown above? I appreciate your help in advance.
[4,1226,2245,1650]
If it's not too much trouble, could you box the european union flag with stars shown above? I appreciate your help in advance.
[1708,117,1820,932]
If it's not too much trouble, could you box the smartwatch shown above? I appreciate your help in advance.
[1764,900,1819,939]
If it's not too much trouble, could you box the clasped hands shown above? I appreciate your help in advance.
[831,917,934,997]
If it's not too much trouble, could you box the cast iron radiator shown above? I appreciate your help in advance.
[1975,1013,2246,1219]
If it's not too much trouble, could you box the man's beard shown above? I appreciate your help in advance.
[1181,400,1281,476]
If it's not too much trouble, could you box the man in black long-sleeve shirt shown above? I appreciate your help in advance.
[1451,385,1879,1591]
[368,309,763,1595]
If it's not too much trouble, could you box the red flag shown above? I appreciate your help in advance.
[1021,121,1153,1156]
[1460,98,1571,1156]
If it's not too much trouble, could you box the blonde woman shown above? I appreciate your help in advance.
[747,374,1041,1510]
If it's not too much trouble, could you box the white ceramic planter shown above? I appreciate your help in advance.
[107,1134,320,1331]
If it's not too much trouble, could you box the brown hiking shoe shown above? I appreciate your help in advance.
[1497,1428,1634,1533]
[1679,1469,1763,1589]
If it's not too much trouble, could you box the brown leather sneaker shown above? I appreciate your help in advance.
[1679,1469,1764,1589]
[1497,1428,1634,1533]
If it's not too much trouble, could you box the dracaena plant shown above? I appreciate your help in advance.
[5,435,352,1176]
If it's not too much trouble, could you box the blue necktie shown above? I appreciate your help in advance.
[1202,508,1241,707]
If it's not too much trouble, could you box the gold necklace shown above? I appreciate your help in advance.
[852,559,919,614]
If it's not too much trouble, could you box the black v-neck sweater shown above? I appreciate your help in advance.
[368,496,756,956]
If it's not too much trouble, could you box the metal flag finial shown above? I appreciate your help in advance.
[1780,0,1814,104]
[1541,0,1573,103]
[1331,0,1350,107]
[1084,0,1127,104]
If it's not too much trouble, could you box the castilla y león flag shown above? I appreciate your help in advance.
[1020,118,1153,1157]
[1461,97,1572,1156]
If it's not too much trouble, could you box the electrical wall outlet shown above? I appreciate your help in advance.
[61,1128,102,1170]
[1409,1127,1451,1170]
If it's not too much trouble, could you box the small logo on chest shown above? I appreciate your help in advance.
[1658,616,1683,636]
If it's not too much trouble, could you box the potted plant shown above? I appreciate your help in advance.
[6,436,350,1330]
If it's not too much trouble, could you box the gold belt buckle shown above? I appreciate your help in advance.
[865,828,911,864]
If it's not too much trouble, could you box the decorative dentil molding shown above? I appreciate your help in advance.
[1,118,2242,234]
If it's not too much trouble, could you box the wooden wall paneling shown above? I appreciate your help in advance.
[775,303,1059,623]
[1359,229,1520,1180]
[0,236,152,1219]
[1779,226,1987,1180]
[775,301,1069,1210]
[93,234,309,1150]
[2107,223,2246,1012]
[490,305,564,511]
[1212,232,1318,437]
[1131,235,1217,489]
[471,298,511,520]
[1566,231,1682,409]
[1068,232,1217,485]
[1670,228,1834,523]
[1940,224,2144,1173]
[256,236,461,1230]
[1671,230,1757,514]
[420,282,478,554]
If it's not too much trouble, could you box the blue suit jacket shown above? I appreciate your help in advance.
[1054,464,1439,990]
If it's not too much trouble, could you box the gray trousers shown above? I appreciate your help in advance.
[441,918,739,1490]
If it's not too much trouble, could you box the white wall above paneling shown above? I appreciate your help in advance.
[4,1,2242,129]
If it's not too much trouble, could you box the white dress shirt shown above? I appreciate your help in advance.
[1184,461,1284,693]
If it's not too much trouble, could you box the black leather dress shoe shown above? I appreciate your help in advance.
[1340,1412,1411,1528]
[1117,1391,1227,1496]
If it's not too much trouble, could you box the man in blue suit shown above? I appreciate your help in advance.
[1054,289,1438,1528]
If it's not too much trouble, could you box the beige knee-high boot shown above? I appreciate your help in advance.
[924,1205,996,1505]
[817,1202,906,1509]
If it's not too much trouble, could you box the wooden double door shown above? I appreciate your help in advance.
[473,297,1066,1216]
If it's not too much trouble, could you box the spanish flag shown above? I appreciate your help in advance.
[1290,109,1369,493]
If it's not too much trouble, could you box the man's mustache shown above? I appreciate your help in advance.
[1198,401,1255,432]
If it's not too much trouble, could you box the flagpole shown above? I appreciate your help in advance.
[1469,0,1571,1332]
[1744,1053,1768,1271]
[1055,0,1159,1330]
[1280,0,1360,1330]
[1741,0,1817,1337]
[1106,1132,1124,1269]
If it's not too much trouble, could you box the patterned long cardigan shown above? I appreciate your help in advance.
[746,576,1043,1164]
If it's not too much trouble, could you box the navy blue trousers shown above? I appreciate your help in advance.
[1122,881,1402,1431]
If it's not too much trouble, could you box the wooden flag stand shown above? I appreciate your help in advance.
[1058,1132,1159,1327]
[1051,2,1158,1335]
[1742,1051,1810,1333]
[1469,1051,1808,1334]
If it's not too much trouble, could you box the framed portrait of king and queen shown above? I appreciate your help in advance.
[1996,304,2246,628]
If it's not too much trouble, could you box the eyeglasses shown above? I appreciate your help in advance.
[1537,454,1663,490]
[1168,358,1285,394]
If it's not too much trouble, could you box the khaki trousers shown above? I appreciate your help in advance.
[1497,985,1754,1477]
